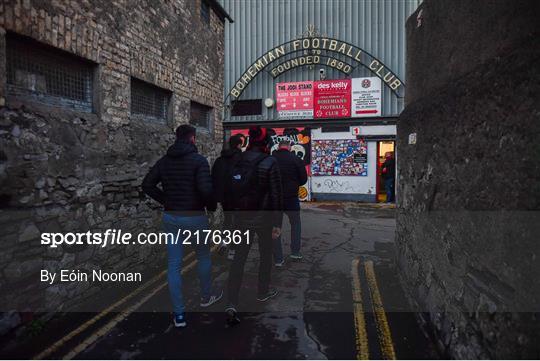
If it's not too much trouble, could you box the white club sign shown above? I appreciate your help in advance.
[351,77,382,118]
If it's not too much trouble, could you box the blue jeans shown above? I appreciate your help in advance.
[162,213,212,314]
[273,197,302,262]
[385,177,395,203]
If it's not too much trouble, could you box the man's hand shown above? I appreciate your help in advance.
[272,227,282,240]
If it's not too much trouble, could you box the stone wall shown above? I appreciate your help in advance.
[0,0,226,332]
[396,0,540,358]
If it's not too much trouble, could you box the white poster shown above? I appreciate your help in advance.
[351,77,382,118]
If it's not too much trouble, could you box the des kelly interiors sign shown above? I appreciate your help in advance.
[313,79,351,119]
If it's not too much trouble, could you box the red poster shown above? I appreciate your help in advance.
[276,81,314,119]
[314,79,351,119]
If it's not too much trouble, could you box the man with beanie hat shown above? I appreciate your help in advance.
[224,126,283,324]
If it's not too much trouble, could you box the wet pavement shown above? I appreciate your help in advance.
[1,202,438,359]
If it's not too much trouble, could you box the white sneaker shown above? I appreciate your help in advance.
[173,313,187,328]
[200,289,223,307]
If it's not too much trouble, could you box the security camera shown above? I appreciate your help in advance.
[319,68,326,80]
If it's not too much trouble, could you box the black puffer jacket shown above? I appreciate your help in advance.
[237,149,283,227]
[382,158,396,180]
[211,148,241,207]
[272,149,308,200]
[142,140,216,214]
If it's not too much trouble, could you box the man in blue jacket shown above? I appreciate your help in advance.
[142,124,221,328]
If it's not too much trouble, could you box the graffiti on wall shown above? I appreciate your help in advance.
[320,179,356,192]
[311,177,375,194]
[311,139,368,176]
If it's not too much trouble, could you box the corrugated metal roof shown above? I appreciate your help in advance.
[221,0,421,123]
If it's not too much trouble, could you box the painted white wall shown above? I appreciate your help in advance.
[356,124,396,136]
[309,126,394,194]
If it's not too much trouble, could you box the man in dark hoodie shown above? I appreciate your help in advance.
[211,134,243,259]
[142,124,221,328]
[272,140,308,263]
[225,126,283,324]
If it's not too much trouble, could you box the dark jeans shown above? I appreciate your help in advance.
[222,211,235,250]
[227,222,273,306]
[273,197,301,262]
[385,177,395,203]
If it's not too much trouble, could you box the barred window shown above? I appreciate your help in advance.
[6,33,95,112]
[130,78,171,123]
[201,0,211,24]
[190,101,213,131]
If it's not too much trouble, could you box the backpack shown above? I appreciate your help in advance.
[225,152,268,211]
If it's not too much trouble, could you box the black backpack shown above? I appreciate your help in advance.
[225,152,268,211]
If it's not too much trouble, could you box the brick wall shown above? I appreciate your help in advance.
[0,0,226,331]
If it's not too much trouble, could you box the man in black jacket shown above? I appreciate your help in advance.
[142,124,221,328]
[225,126,283,324]
[211,134,243,259]
[272,140,308,262]
[212,134,243,208]
[381,152,396,203]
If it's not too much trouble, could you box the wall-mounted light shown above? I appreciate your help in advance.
[264,98,274,108]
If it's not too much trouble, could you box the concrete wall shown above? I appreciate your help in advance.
[0,0,225,331]
[396,0,540,358]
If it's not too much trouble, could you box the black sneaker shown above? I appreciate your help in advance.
[256,288,278,302]
[218,245,228,256]
[225,306,240,325]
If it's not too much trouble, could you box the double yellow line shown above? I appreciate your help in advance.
[350,258,396,360]
[351,259,370,360]
[35,246,217,360]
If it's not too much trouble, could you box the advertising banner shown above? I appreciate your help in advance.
[351,77,382,117]
[313,79,351,119]
[276,81,314,119]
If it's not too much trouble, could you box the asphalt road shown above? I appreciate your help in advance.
[1,202,438,359]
